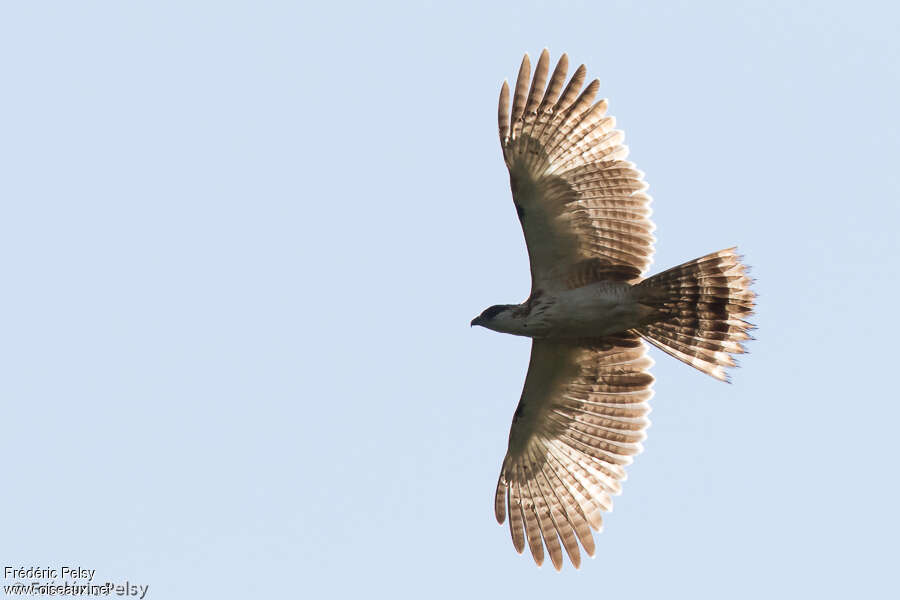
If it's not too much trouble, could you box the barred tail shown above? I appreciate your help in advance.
[634,248,755,381]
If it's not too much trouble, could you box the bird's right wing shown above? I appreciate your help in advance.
[494,334,654,570]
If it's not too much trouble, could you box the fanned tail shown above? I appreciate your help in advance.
[634,248,755,381]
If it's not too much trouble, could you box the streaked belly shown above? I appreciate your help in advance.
[539,281,646,338]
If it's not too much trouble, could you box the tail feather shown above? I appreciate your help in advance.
[634,248,755,381]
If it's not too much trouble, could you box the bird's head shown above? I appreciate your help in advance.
[470,304,518,332]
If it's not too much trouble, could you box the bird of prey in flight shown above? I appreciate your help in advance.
[471,50,755,570]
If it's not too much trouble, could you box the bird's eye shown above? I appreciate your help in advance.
[482,305,507,320]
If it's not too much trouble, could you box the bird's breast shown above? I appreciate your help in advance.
[540,282,644,338]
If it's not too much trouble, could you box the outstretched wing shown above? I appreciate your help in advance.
[499,50,655,292]
[494,334,654,570]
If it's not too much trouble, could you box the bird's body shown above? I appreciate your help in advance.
[472,50,755,570]
[473,282,654,338]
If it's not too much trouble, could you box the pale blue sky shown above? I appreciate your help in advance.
[2,1,898,598]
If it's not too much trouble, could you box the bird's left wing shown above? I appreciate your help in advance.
[499,50,655,293]
[494,334,653,570]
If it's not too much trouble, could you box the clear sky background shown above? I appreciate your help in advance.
[2,1,898,598]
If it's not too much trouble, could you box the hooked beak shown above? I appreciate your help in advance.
[470,316,482,328]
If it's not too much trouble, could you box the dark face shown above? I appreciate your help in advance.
[470,304,513,327]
